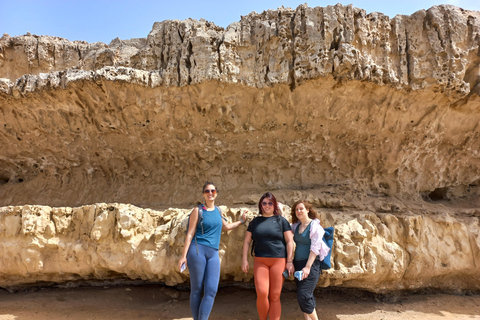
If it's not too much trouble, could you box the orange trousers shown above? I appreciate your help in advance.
[253,257,286,320]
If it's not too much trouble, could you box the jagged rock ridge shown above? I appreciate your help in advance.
[1,4,480,95]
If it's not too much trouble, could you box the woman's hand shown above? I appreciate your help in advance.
[178,257,187,272]
[286,261,295,276]
[240,210,247,223]
[242,260,249,273]
[301,265,311,280]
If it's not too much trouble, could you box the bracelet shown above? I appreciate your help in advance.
[287,261,293,264]
[240,218,245,224]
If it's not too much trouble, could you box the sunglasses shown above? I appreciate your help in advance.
[203,189,217,194]
[262,201,274,206]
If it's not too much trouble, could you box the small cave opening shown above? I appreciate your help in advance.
[0,176,9,185]
[426,187,449,201]
[469,179,480,187]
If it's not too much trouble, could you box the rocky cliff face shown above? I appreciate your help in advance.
[1,202,479,293]
[0,4,479,291]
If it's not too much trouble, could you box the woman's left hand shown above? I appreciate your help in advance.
[286,262,295,275]
[301,266,311,280]
[240,210,247,223]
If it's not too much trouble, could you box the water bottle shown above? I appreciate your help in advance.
[294,271,303,281]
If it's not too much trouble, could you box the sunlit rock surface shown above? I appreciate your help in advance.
[0,4,479,291]
[0,202,479,292]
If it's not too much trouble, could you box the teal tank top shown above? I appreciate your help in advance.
[194,206,223,250]
[294,222,311,261]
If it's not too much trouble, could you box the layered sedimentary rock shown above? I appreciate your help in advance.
[1,4,480,207]
[0,4,480,291]
[0,202,479,292]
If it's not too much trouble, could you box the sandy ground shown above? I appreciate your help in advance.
[0,284,479,320]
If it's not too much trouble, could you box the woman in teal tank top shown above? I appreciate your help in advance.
[290,200,331,320]
[178,181,246,320]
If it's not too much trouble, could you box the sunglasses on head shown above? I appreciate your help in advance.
[204,189,217,194]
[262,201,274,206]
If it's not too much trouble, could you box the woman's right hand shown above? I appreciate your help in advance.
[242,260,249,273]
[178,257,187,271]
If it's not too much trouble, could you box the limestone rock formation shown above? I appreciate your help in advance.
[0,4,480,292]
[0,202,479,292]
[1,4,480,208]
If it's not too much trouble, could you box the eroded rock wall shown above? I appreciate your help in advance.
[1,203,479,292]
[1,4,480,207]
[1,77,480,207]
[0,4,480,291]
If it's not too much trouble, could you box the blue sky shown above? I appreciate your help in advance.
[1,0,479,44]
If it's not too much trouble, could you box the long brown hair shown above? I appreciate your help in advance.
[291,200,318,224]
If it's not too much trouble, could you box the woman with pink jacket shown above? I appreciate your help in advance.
[290,200,330,320]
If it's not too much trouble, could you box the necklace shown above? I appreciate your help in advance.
[299,219,311,233]
[301,219,311,226]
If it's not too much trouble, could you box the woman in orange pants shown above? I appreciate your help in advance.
[242,192,294,320]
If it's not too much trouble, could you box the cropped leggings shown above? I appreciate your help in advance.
[253,257,286,320]
[294,258,321,314]
[187,243,220,320]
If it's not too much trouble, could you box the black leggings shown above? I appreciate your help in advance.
[293,258,321,314]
